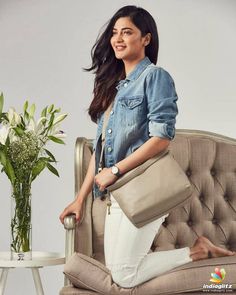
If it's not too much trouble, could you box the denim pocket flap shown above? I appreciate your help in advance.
[119,96,143,109]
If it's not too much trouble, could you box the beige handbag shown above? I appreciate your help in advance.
[100,103,193,228]
[106,150,192,228]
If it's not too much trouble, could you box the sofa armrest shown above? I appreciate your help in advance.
[63,137,94,287]
[63,214,76,286]
[64,214,76,262]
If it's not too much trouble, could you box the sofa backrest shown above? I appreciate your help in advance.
[75,130,236,261]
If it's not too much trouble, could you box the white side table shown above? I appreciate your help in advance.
[0,251,65,295]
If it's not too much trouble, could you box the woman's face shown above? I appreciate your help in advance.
[110,17,150,63]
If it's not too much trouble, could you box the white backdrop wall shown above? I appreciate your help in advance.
[0,0,235,294]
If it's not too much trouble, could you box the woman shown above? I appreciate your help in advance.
[60,5,235,288]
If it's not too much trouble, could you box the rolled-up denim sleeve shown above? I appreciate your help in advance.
[145,67,178,140]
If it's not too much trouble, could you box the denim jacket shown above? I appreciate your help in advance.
[92,56,178,199]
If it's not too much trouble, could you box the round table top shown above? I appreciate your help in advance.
[0,251,65,268]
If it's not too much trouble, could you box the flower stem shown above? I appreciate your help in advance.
[11,179,31,253]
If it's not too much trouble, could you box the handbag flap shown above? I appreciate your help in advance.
[106,149,169,191]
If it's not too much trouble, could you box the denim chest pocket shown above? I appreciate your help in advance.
[118,95,145,128]
[119,95,143,109]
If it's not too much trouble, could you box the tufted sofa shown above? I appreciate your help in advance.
[60,129,236,295]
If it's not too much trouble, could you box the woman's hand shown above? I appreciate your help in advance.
[59,198,84,224]
[94,167,118,191]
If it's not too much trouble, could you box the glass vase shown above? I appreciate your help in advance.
[11,180,32,260]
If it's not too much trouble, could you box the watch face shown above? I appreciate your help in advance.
[112,166,118,174]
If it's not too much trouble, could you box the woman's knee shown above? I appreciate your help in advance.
[110,265,138,288]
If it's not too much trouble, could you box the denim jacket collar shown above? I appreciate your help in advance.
[116,56,152,90]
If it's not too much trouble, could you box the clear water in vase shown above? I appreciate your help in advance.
[11,181,32,260]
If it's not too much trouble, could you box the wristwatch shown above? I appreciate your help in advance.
[111,165,122,177]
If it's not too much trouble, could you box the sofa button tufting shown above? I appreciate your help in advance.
[224,196,229,202]
[175,244,180,249]
[199,196,204,202]
[162,221,168,227]
[212,218,218,224]
[187,220,193,226]
[186,170,191,177]
[210,169,216,176]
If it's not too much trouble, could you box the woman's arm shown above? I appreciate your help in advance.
[94,136,170,191]
[59,151,95,223]
[115,136,169,175]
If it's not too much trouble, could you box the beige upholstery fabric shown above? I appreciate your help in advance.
[74,141,93,257]
[63,253,236,295]
[59,289,233,295]
[60,286,98,295]
[64,253,131,294]
[60,131,236,295]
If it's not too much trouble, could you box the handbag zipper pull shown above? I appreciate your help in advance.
[106,196,112,215]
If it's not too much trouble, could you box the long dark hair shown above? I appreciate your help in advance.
[86,5,159,122]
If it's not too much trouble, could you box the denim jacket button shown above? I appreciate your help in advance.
[108,129,112,134]
[124,83,128,87]
[107,147,112,152]
[110,110,114,115]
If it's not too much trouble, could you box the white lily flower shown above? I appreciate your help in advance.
[26,118,37,132]
[14,112,21,125]
[0,125,10,145]
[7,107,21,126]
[48,124,66,138]
[53,114,67,126]
[7,107,15,124]
[53,130,67,139]
[8,129,18,143]
[35,117,46,134]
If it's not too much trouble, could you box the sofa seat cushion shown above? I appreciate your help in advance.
[64,253,131,294]
[64,252,236,295]
[137,255,236,294]
[60,286,99,295]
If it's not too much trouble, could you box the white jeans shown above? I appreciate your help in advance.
[104,193,192,288]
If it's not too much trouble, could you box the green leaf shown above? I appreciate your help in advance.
[47,113,55,130]
[0,92,4,117]
[0,112,7,124]
[48,135,65,144]
[48,104,54,113]
[5,158,16,184]
[29,103,36,117]
[13,127,24,136]
[5,136,10,146]
[54,108,61,114]
[20,115,26,128]
[23,100,28,113]
[44,149,56,162]
[53,114,67,125]
[47,162,59,177]
[0,150,6,167]
[41,106,48,118]
[0,151,15,184]
[24,111,29,121]
[31,158,47,181]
